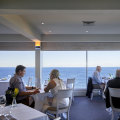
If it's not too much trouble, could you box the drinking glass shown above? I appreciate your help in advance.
[44,80,48,86]
[12,97,17,107]
[28,77,33,87]
[0,104,5,116]
[0,105,4,116]
[7,75,11,80]
[3,106,11,116]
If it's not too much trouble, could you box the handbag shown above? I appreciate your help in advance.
[5,87,15,105]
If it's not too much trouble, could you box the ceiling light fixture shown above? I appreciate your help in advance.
[41,22,45,25]
[49,30,52,33]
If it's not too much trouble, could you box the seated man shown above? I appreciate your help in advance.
[105,69,120,109]
[92,66,105,89]
[9,65,39,108]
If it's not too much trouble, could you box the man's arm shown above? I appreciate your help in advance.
[14,79,39,96]
[26,86,36,90]
[19,89,39,96]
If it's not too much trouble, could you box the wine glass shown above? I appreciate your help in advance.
[0,105,4,116]
[7,75,11,80]
[27,76,33,87]
[0,104,5,116]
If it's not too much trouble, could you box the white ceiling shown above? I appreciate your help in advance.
[1,1,120,50]
[0,11,120,35]
[0,23,18,34]
[22,11,120,34]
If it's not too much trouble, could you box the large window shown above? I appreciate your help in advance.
[42,51,86,89]
[0,51,35,86]
[88,51,120,79]
[1,51,120,89]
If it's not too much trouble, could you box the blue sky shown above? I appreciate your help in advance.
[0,51,120,67]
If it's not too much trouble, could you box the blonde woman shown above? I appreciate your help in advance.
[42,69,69,112]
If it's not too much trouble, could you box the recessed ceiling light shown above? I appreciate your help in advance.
[49,30,52,33]
[41,22,44,25]
[86,31,88,33]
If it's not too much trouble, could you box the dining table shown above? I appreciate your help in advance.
[33,89,51,111]
[0,103,49,120]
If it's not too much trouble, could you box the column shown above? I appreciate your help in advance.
[35,41,41,88]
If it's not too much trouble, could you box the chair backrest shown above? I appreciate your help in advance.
[87,77,93,88]
[109,88,120,98]
[57,89,73,99]
[56,89,73,111]
[67,78,75,89]
[109,88,120,109]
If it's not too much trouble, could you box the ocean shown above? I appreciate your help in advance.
[0,67,119,89]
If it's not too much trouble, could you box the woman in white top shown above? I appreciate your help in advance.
[42,69,69,112]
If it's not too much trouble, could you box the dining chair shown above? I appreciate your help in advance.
[54,117,61,120]
[109,88,120,120]
[91,84,103,100]
[87,77,103,100]
[46,89,73,120]
[67,78,75,101]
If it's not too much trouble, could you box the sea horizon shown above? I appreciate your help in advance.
[0,67,119,88]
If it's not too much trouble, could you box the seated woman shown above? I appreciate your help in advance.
[42,69,69,112]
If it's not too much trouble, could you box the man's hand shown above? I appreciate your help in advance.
[33,89,40,94]
[26,86,36,90]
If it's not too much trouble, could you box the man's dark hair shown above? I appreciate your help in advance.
[15,65,26,73]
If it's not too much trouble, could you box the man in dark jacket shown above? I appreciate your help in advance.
[105,69,120,108]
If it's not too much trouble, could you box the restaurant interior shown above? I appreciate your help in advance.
[0,0,120,120]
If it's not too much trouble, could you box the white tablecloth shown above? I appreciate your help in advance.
[1,104,49,120]
[33,90,52,111]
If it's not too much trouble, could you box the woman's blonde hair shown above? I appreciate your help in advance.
[50,69,59,79]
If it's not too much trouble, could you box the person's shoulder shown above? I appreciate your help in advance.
[107,78,117,86]
[10,75,21,83]
[94,70,97,73]
[93,71,98,75]
[53,78,59,82]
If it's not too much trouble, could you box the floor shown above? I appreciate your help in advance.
[69,96,111,120]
